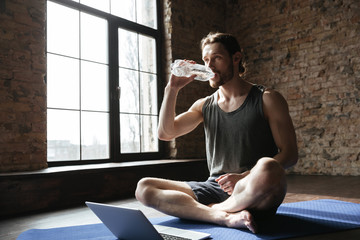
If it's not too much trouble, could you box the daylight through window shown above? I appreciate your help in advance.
[47,0,160,163]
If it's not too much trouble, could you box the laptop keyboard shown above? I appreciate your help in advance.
[160,233,191,240]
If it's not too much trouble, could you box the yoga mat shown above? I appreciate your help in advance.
[17,199,360,240]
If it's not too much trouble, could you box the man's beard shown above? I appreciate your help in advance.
[209,63,234,88]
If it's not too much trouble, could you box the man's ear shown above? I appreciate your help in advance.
[233,52,242,64]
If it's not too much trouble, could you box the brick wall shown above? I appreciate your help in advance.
[162,0,225,158]
[0,0,47,172]
[225,0,360,175]
[0,0,359,175]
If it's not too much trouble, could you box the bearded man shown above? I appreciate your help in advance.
[135,32,298,233]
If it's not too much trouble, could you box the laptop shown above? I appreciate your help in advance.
[86,201,211,240]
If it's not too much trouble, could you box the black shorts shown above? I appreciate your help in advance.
[186,176,230,205]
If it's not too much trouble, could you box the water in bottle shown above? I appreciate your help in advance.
[171,59,214,81]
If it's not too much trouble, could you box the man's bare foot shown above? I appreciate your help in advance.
[225,210,257,233]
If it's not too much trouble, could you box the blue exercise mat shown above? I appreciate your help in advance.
[17,199,360,240]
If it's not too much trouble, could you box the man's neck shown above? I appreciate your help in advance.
[218,77,252,100]
[217,77,253,112]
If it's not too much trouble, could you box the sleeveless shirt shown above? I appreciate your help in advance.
[202,85,278,176]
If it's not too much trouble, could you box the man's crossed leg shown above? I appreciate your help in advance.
[135,157,286,233]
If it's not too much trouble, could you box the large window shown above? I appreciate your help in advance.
[46,0,161,164]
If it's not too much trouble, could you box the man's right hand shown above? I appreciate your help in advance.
[168,73,196,91]
[168,59,198,90]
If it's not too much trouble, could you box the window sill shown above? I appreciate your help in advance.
[0,159,206,177]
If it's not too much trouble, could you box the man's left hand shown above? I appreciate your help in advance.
[215,172,249,195]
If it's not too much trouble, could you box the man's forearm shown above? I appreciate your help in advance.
[273,148,298,169]
[157,85,180,140]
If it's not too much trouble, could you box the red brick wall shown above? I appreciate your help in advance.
[1,0,359,175]
[162,0,225,158]
[225,0,360,175]
[0,0,47,172]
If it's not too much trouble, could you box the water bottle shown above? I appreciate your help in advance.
[170,59,214,81]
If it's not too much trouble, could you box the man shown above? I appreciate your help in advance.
[135,32,298,233]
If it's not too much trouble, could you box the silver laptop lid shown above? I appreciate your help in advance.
[86,201,163,240]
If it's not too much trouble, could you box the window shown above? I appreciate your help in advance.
[46,0,161,164]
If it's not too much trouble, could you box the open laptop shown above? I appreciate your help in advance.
[86,201,211,240]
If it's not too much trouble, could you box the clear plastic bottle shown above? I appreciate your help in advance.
[170,59,214,81]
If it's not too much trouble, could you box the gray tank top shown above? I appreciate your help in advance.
[202,85,278,176]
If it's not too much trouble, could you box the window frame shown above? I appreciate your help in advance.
[47,0,164,166]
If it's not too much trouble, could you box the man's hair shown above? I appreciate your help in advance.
[200,32,246,74]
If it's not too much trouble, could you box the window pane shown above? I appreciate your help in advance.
[47,2,79,57]
[80,0,110,13]
[120,114,140,153]
[119,68,139,113]
[141,115,158,152]
[81,61,109,111]
[81,12,108,64]
[47,54,80,110]
[111,0,135,22]
[137,0,157,29]
[140,72,157,115]
[139,35,156,73]
[118,28,138,69]
[47,109,80,161]
[81,112,110,159]
[47,0,160,162]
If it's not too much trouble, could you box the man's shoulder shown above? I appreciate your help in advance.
[191,96,210,113]
[262,88,285,102]
[191,91,217,114]
[262,88,289,118]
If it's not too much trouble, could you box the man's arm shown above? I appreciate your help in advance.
[263,89,298,169]
[158,74,205,141]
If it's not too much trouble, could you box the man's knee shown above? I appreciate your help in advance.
[256,157,285,178]
[246,158,287,210]
[249,157,286,194]
[135,177,158,207]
